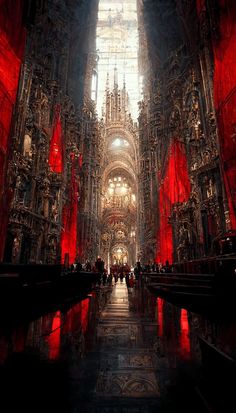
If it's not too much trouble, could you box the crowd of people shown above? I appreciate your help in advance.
[70,257,174,289]
[141,260,175,274]
[70,257,139,289]
[70,256,104,274]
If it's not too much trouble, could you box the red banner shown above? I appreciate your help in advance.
[213,0,236,229]
[156,140,191,264]
[0,0,26,260]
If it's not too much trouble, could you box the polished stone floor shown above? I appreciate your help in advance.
[0,280,235,412]
[70,281,203,413]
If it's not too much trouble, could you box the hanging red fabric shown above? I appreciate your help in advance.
[61,154,78,264]
[0,0,26,261]
[0,0,26,153]
[79,153,83,169]
[213,0,236,229]
[49,105,63,173]
[0,0,26,60]
[156,139,191,264]
[196,0,206,16]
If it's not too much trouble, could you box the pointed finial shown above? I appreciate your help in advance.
[114,66,118,88]
[106,72,109,90]
[123,73,126,89]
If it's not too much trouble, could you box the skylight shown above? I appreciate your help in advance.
[96,0,140,119]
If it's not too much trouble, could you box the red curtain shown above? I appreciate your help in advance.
[79,153,83,169]
[0,0,26,260]
[48,105,63,173]
[156,139,191,264]
[213,0,236,229]
[61,155,78,264]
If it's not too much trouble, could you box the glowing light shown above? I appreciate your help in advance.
[111,138,130,148]
[112,138,121,147]
[120,186,127,194]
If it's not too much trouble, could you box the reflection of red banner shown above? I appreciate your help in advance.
[62,298,90,336]
[156,140,191,264]
[179,309,190,358]
[81,298,89,334]
[49,105,63,173]
[47,311,61,360]
[157,297,163,337]
[0,0,26,260]
[213,0,236,229]
[61,155,78,264]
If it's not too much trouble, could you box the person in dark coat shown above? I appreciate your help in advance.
[95,257,104,273]
[85,260,91,271]
[76,261,82,272]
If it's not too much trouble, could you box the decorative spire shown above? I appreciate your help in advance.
[106,72,110,91]
[114,66,118,88]
[123,73,126,89]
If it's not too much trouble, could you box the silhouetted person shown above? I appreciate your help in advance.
[76,261,82,272]
[120,271,124,282]
[102,269,107,285]
[85,260,91,271]
[145,263,151,272]
[134,261,142,281]
[163,260,171,273]
[129,274,135,288]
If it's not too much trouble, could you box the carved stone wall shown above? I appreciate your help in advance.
[138,0,227,264]
[2,0,232,266]
[3,0,100,264]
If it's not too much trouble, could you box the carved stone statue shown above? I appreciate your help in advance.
[12,236,21,263]
[206,178,214,198]
[23,134,32,157]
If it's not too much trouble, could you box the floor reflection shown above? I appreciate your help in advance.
[0,280,235,412]
[179,309,190,358]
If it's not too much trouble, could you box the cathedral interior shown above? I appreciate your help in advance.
[0,1,236,412]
